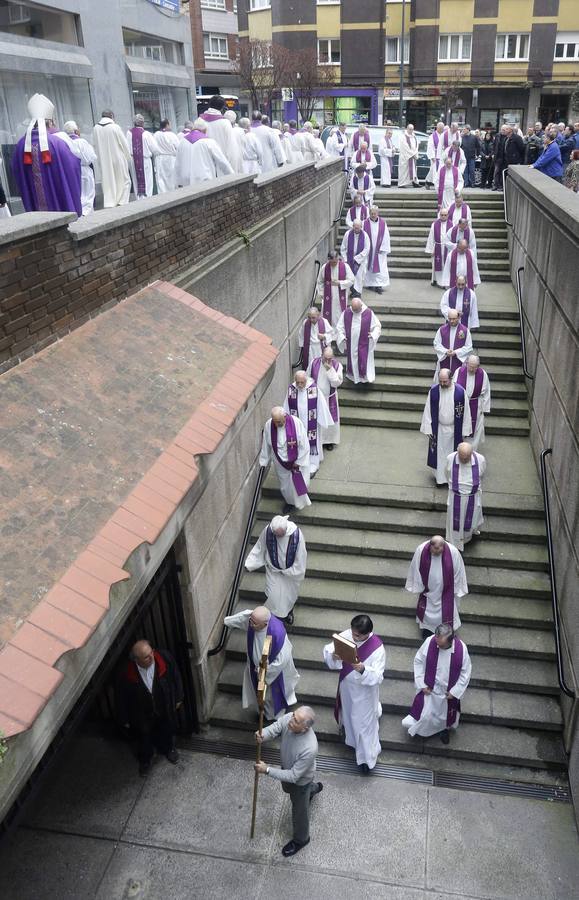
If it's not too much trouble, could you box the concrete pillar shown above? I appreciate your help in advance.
[526,87,542,128]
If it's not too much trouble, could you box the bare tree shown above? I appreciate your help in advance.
[233,39,291,114]
[280,47,337,124]
[438,67,469,124]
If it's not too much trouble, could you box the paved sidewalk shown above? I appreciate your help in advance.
[0,734,577,900]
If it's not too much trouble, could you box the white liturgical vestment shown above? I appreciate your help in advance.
[452,367,491,449]
[440,288,480,330]
[402,636,472,737]
[445,451,486,550]
[336,303,382,384]
[283,378,333,474]
[259,416,311,509]
[405,541,468,632]
[245,522,307,618]
[420,385,472,484]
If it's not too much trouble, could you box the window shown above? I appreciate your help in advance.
[438,34,472,62]
[123,28,184,65]
[554,32,579,60]
[318,38,340,65]
[385,36,409,64]
[317,1,340,4]
[251,42,272,67]
[495,33,530,61]
[249,0,270,9]
[204,32,229,60]
[0,0,80,45]
[201,0,226,8]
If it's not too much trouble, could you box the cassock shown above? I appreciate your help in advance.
[175,132,233,185]
[324,629,386,769]
[309,356,343,446]
[240,130,263,174]
[445,127,462,147]
[440,287,479,330]
[445,450,486,550]
[223,609,299,719]
[283,378,333,475]
[55,131,97,216]
[312,136,327,160]
[442,146,467,174]
[402,635,471,737]
[433,322,473,379]
[326,129,348,170]
[350,147,377,170]
[398,132,419,187]
[336,303,382,384]
[445,224,477,256]
[364,216,391,288]
[259,415,311,509]
[245,522,307,619]
[316,260,355,326]
[126,127,159,199]
[250,121,285,172]
[447,200,472,226]
[288,129,306,162]
[425,217,450,287]
[405,540,468,632]
[426,130,445,184]
[340,227,371,295]
[437,165,464,209]
[301,130,318,162]
[201,109,241,171]
[441,248,481,289]
[349,170,375,205]
[153,129,180,193]
[420,384,472,484]
[378,136,394,185]
[92,117,132,208]
[346,203,369,228]
[298,316,333,370]
[453,366,491,450]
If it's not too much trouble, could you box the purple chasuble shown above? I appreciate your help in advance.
[270,417,309,498]
[287,384,319,456]
[346,229,366,275]
[334,633,383,723]
[130,127,146,196]
[12,130,81,216]
[456,365,484,433]
[266,526,300,569]
[449,249,475,289]
[408,636,464,727]
[438,166,459,207]
[417,542,455,625]
[447,286,472,327]
[302,317,327,370]
[438,323,469,374]
[184,130,208,145]
[364,217,386,273]
[247,615,288,716]
[427,384,466,469]
[311,356,340,422]
[344,307,372,379]
[323,260,347,321]
[451,454,480,532]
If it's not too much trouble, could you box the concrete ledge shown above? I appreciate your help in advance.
[253,161,314,187]
[507,167,579,239]
[0,211,77,246]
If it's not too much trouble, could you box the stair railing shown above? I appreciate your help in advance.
[502,167,513,227]
[332,170,350,225]
[539,448,576,699]
[207,463,267,657]
[293,258,322,370]
[515,266,534,380]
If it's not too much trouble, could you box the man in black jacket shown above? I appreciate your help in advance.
[480,131,494,188]
[117,640,184,776]
[492,126,507,190]
[460,125,481,188]
[503,125,525,168]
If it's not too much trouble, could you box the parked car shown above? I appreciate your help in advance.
[320,124,431,183]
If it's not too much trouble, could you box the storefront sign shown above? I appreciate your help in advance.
[146,0,180,12]
[384,88,441,100]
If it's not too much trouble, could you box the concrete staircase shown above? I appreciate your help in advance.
[205,188,567,790]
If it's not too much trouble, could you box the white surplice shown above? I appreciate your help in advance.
[445,451,486,550]
[174,136,233,185]
[441,248,481,289]
[438,166,464,209]
[244,522,307,618]
[92,118,131,208]
[442,146,467,174]
[251,123,285,172]
[56,132,97,215]
[240,130,263,175]
[346,204,368,228]
[326,130,348,170]
[426,130,445,183]
[378,138,394,185]
[340,228,371,295]
[350,149,378,170]
[298,317,334,368]
[364,217,391,288]
[260,415,311,509]
[452,367,491,449]
[402,636,472,737]
[126,129,159,198]
[349,170,375,206]
[425,218,450,287]
[223,609,300,719]
[316,261,355,327]
[203,110,242,172]
[440,288,480,329]
[336,303,382,384]
[308,357,343,445]
[448,201,473,226]
[445,225,477,256]
[405,540,468,632]
[420,385,473,484]
[433,323,474,380]
[324,629,386,769]
[398,132,419,186]
[283,378,333,475]
[153,129,180,193]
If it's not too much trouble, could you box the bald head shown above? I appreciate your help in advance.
[448,309,460,326]
[131,640,154,668]
[322,346,334,362]
[351,297,363,313]
[439,209,449,220]
[429,535,446,556]
[457,442,473,463]
[307,307,320,323]
[271,406,286,427]
[439,368,452,388]
[456,275,466,290]
[457,239,468,253]
[249,606,271,631]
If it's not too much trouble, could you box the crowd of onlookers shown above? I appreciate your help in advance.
[488,119,579,191]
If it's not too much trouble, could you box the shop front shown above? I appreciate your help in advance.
[383,88,443,131]
[281,88,379,127]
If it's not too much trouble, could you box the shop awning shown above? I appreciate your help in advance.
[0,39,92,78]
[125,58,194,89]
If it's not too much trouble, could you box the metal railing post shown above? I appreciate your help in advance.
[502,167,513,227]
[515,266,534,380]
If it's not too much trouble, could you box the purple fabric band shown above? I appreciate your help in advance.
[266,526,300,569]
[130,127,146,196]
[346,229,366,275]
[438,166,459,208]
[334,633,383,723]
[452,454,480,532]
[457,365,484,434]
[439,323,468,375]
[323,260,347,321]
[345,307,372,379]
[270,417,309,498]
[408,636,464,727]
[184,130,208,144]
[427,384,465,470]
[287,385,318,457]
[450,249,474,289]
[364,217,386,274]
[353,131,370,151]
[311,357,339,422]
[448,287,471,327]
[406,134,416,180]
[433,219,446,272]
[202,112,223,122]
[248,615,288,716]
[417,542,455,626]
[302,318,326,370]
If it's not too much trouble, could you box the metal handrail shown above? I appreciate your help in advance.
[207,464,267,656]
[539,448,576,699]
[311,258,321,307]
[502,167,513,227]
[332,170,349,225]
[515,266,534,380]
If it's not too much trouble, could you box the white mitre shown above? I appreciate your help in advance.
[24,94,56,157]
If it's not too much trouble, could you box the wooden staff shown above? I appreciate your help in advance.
[250,635,271,840]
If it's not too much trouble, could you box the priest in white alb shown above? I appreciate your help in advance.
[364,205,391,294]
[239,117,263,174]
[249,111,285,173]
[153,119,180,193]
[441,275,479,330]
[447,192,472,226]
[378,128,395,186]
[60,121,97,216]
[126,114,159,199]
[349,164,375,206]
[445,442,486,551]
[453,355,491,450]
[437,156,464,210]
[345,193,369,228]
[174,118,234,185]
[425,121,446,187]
[405,535,468,635]
[336,297,382,385]
[245,516,307,624]
[348,124,371,156]
[324,614,386,773]
[421,369,472,484]
[445,217,477,257]
[298,307,333,371]
[223,605,299,718]
[402,623,471,744]
[425,208,450,287]
[308,346,343,450]
[283,370,333,476]
[442,140,466,174]
[350,140,377,171]
[433,308,473,379]
[200,96,240,171]
[92,109,132,208]
[340,219,371,297]
[398,124,420,187]
[441,239,481,290]
[260,407,311,511]
[316,250,355,326]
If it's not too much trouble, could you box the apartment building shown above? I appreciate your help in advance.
[189,0,243,109]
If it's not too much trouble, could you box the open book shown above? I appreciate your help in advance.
[332,633,358,665]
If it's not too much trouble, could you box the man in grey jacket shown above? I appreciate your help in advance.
[255,706,322,856]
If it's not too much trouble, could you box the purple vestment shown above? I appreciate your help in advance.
[417,542,456,626]
[323,260,347,321]
[456,365,485,433]
[12,130,81,216]
[311,356,340,422]
[364,217,386,273]
[287,384,319,456]
[438,323,469,375]
[334,633,383,723]
[408,636,464,727]
[344,307,372,379]
[129,126,146,196]
[270,416,309,498]
[247,614,288,716]
[438,166,459,208]
[346,229,366,275]
[266,526,300,569]
[451,453,480,532]
[449,249,475,289]
[427,384,466,469]
[447,287,472,327]
[301,318,327,370]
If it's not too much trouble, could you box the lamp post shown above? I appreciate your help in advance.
[398,0,406,127]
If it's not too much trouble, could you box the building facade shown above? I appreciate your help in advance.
[189,0,244,112]
[0,0,195,205]
[237,0,579,131]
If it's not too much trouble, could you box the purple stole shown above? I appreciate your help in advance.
[449,201,469,222]
[443,129,451,149]
[247,615,288,716]
[438,166,459,207]
[383,137,392,174]
[433,219,448,271]
[451,454,480,533]
[354,173,370,194]
[184,130,208,145]
[287,384,319,456]
[408,636,464,728]
[456,365,484,433]
[406,134,416,180]
[346,229,366,275]
[336,131,345,153]
[439,323,469,374]
[450,249,475,289]
[323,261,347,321]
[355,149,371,165]
[364,218,386,273]
[270,417,309,497]
[334,633,383,723]
[250,121,262,129]
[311,356,339,422]
[266,526,300,569]
[450,225,471,247]
[447,287,472,327]
[302,317,327,369]
[344,307,372,379]
[349,203,368,223]
[427,384,466,469]
[352,130,370,151]
[130,127,146,196]
[449,148,461,168]
[201,111,223,123]
[417,542,455,626]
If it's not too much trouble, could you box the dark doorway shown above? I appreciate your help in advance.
[538,94,571,125]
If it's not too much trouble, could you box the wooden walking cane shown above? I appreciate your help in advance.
[250,635,272,840]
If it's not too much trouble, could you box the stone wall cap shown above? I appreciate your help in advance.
[507,166,579,239]
[315,156,343,172]
[0,211,77,246]
[254,161,314,187]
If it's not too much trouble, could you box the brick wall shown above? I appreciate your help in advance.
[0,160,343,372]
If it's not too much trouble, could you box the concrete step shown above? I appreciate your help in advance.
[388,269,511,282]
[385,256,509,271]
[373,315,520,335]
[374,341,521,363]
[371,304,519,322]
[379,330,521,350]
[374,357,524,382]
[338,388,528,418]
[348,372,526,399]
[339,405,529,436]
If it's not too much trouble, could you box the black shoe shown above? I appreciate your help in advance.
[282,503,293,514]
[431,281,437,287]
[166,748,179,764]
[139,760,151,778]
[358,763,370,775]
[285,611,294,626]
[310,782,323,801]
[324,444,335,451]
[282,839,310,857]
[376,287,383,294]
[440,729,450,745]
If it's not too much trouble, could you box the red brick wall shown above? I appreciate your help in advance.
[0,162,342,372]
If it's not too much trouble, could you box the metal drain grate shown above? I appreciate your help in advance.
[182,737,570,803]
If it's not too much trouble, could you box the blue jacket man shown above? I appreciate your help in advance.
[532,136,563,181]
